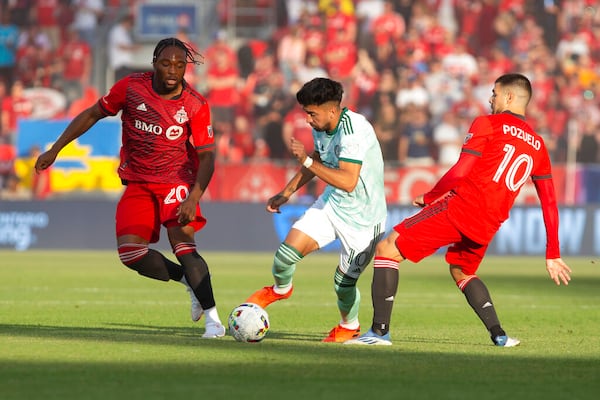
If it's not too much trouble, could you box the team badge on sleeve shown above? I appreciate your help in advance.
[207,125,214,138]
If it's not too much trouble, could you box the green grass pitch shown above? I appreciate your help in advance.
[1,250,599,400]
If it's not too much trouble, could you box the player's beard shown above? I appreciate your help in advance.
[164,77,180,91]
[159,78,182,96]
[312,121,332,132]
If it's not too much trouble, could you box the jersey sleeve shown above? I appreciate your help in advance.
[97,77,129,116]
[533,171,561,259]
[338,121,370,164]
[422,116,492,204]
[461,116,492,156]
[190,102,214,151]
[423,152,478,204]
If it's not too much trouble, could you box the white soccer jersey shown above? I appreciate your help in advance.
[313,108,387,229]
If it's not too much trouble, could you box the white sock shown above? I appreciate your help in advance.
[273,284,292,295]
[340,319,359,330]
[204,306,221,325]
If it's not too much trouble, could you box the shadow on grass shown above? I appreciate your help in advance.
[0,322,327,346]
[1,323,599,400]
[0,322,484,347]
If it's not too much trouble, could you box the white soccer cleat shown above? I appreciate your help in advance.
[183,279,204,322]
[493,335,520,347]
[344,329,392,346]
[202,322,226,339]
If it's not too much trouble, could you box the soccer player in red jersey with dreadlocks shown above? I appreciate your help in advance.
[35,37,226,338]
[346,73,572,347]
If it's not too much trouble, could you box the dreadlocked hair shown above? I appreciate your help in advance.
[152,37,204,65]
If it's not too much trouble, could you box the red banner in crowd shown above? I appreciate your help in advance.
[211,162,569,205]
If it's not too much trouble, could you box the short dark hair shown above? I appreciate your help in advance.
[495,73,532,99]
[296,77,344,106]
[152,37,204,65]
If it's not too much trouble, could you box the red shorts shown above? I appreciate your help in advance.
[115,182,207,243]
[394,197,488,275]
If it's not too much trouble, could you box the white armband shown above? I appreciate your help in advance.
[303,156,314,168]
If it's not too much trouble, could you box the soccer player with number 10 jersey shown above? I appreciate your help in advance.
[346,73,572,347]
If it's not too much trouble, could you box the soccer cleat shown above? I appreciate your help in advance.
[184,281,204,322]
[245,285,293,308]
[492,335,520,347]
[322,324,361,343]
[344,329,392,346]
[202,322,226,338]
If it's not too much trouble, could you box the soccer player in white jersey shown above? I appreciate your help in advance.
[246,77,387,342]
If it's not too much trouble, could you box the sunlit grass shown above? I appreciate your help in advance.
[0,251,598,400]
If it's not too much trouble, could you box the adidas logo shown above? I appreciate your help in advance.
[482,302,493,308]
[136,103,147,111]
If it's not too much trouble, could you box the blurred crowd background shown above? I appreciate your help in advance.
[0,0,599,201]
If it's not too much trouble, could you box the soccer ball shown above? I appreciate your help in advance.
[228,303,270,342]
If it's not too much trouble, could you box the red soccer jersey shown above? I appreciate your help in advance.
[2,95,33,133]
[206,64,239,107]
[98,72,214,185]
[58,41,91,80]
[35,0,59,26]
[447,112,553,244]
[323,39,357,79]
[371,13,405,44]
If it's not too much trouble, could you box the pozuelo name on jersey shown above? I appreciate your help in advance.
[502,124,541,150]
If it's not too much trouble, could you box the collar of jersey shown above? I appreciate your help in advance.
[501,110,526,121]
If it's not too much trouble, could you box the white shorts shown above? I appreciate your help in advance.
[292,198,386,279]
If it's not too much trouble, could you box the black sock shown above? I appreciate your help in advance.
[125,248,184,281]
[461,277,504,336]
[177,252,216,310]
[163,257,185,281]
[371,260,399,336]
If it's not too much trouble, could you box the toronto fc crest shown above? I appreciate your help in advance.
[174,107,189,124]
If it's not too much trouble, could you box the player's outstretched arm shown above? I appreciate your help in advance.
[35,103,105,173]
[546,258,572,286]
[421,152,478,205]
[266,141,318,213]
